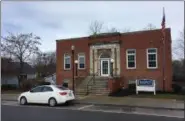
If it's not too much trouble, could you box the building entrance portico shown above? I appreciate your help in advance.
[89,43,121,77]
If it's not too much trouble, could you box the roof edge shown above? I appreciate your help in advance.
[56,28,171,42]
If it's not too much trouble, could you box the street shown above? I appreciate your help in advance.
[1,101,184,121]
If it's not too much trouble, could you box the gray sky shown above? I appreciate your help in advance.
[1,1,184,59]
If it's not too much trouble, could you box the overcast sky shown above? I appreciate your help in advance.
[1,1,184,59]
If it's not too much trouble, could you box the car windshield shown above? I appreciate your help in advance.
[55,85,69,90]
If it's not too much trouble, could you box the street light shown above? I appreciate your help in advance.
[71,45,75,94]
[110,59,114,77]
[75,60,78,77]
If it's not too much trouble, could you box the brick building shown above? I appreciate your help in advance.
[56,28,172,94]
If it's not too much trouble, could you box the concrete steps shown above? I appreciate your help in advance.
[75,76,110,96]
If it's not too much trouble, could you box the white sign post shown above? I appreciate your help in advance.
[136,79,156,95]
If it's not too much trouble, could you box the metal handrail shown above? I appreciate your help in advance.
[86,70,100,95]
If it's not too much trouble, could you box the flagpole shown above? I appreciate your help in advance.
[162,34,166,92]
[162,7,166,92]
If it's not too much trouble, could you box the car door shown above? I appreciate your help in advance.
[28,86,44,103]
[39,86,54,103]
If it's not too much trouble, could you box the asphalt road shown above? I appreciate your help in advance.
[1,101,184,121]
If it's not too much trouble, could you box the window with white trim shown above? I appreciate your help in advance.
[126,49,136,69]
[147,48,157,69]
[78,54,85,69]
[64,54,71,70]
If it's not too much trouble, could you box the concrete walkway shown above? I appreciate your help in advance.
[1,94,184,110]
[75,95,185,110]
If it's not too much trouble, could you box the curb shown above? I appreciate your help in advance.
[73,100,185,111]
[2,98,184,111]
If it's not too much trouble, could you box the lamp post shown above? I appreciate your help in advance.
[71,45,75,93]
[75,60,78,77]
[110,58,114,77]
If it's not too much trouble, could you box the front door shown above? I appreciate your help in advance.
[101,59,110,76]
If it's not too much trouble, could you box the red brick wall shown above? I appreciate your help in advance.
[56,37,90,85]
[56,28,172,92]
[120,29,172,91]
[108,77,123,93]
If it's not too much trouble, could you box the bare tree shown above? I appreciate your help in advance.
[106,27,119,33]
[173,29,184,59]
[121,28,132,33]
[89,20,104,35]
[33,51,56,78]
[88,20,132,35]
[143,23,157,30]
[173,28,185,81]
[178,29,185,59]
[1,33,41,87]
[178,29,185,75]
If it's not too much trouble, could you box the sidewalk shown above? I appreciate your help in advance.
[75,95,185,110]
[1,93,184,110]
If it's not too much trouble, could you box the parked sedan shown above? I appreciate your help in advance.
[18,85,75,106]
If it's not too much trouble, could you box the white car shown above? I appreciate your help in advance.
[18,85,75,106]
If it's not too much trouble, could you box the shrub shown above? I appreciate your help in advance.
[21,80,35,91]
[172,83,182,93]
[21,78,46,91]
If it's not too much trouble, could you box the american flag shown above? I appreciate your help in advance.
[161,7,166,37]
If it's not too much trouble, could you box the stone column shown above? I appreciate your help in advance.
[89,47,93,75]
[111,48,115,75]
[92,49,95,75]
[116,45,120,76]
[94,49,98,75]
[114,48,117,76]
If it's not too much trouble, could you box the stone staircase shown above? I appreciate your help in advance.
[75,76,91,95]
[75,76,110,96]
[91,77,110,95]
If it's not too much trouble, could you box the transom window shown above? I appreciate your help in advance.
[126,49,136,69]
[64,54,71,70]
[147,48,157,69]
[78,54,85,69]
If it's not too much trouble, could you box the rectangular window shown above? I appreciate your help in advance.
[64,54,71,70]
[126,49,136,69]
[78,54,85,69]
[147,48,157,69]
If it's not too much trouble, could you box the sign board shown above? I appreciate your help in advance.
[136,79,156,95]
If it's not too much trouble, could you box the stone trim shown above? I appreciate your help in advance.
[90,43,120,76]
[90,43,119,50]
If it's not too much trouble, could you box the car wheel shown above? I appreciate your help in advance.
[20,97,27,105]
[49,98,57,107]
